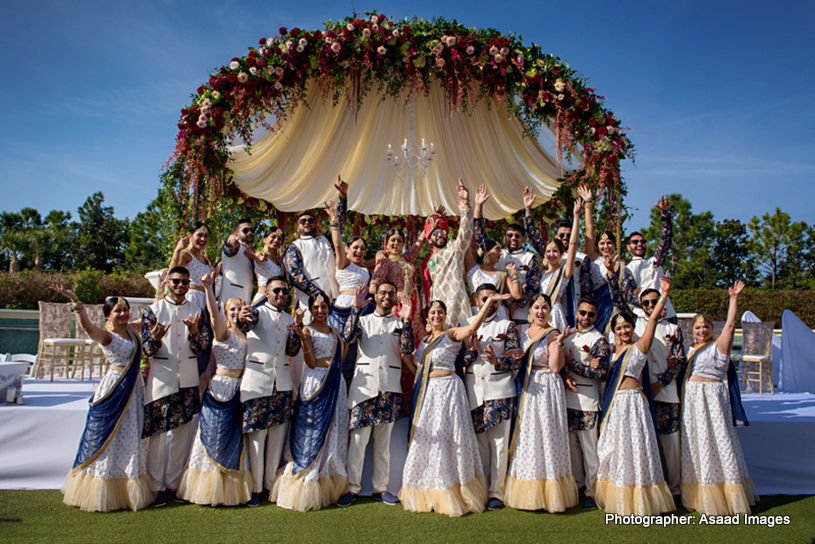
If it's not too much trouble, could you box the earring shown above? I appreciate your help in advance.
[425,322,432,332]
[482,253,491,266]
[527,313,534,324]
[105,318,114,331]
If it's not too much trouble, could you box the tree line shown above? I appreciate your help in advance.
[2,185,812,290]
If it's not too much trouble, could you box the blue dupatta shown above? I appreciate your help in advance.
[599,345,657,433]
[593,260,624,336]
[679,342,749,427]
[508,327,555,457]
[288,328,343,476]
[200,359,245,473]
[72,328,142,472]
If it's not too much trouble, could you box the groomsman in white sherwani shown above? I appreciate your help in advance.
[218,217,256,305]
[460,284,522,510]
[337,281,414,507]
[563,297,610,510]
[237,276,303,507]
[141,266,211,506]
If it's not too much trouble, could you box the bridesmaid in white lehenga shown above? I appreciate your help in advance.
[51,286,152,512]
[681,281,757,515]
[398,293,508,517]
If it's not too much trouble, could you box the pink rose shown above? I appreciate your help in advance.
[466,45,475,55]
[237,72,249,83]
[494,54,504,62]
[372,23,379,31]
[557,93,565,101]
[363,28,371,38]
[298,38,308,47]
[229,60,240,70]
[275,66,284,76]
[500,46,509,56]
[249,67,257,76]
[392,29,400,37]
[196,118,207,129]
[296,45,304,53]
[436,57,445,67]
[377,45,387,55]
[347,23,354,31]
[446,36,456,47]
[489,45,499,56]
[274,81,283,90]
[331,42,341,53]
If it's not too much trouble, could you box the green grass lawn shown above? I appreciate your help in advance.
[1,491,814,544]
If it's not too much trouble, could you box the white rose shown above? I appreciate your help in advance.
[446,36,456,47]
[363,28,371,38]
[201,98,212,109]
[489,45,499,56]
[259,48,267,56]
[466,45,475,55]
[229,60,240,70]
[296,44,304,53]
[393,29,400,37]
[371,15,378,23]
[266,38,274,46]
[331,42,341,53]
[554,80,566,92]
[237,72,249,83]
[494,54,503,63]
[347,23,354,31]
[607,126,616,135]
[557,93,565,101]
[500,46,509,56]
[286,40,293,49]
[249,67,257,75]
[377,45,386,55]
[196,119,208,129]
[212,91,221,99]
[372,24,379,31]
[299,38,308,47]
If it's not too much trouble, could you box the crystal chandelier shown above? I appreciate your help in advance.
[385,94,435,182]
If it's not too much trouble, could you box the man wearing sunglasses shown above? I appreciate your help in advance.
[141,266,212,505]
[554,220,590,319]
[473,185,540,324]
[608,275,687,501]
[459,283,521,510]
[237,276,303,506]
[338,281,414,507]
[283,177,348,323]
[219,217,256,306]
[626,196,676,323]
[562,297,610,510]
[420,178,474,328]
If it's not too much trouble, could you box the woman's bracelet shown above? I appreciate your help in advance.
[329,220,339,230]
[658,296,667,304]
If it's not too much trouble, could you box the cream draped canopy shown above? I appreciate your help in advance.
[228,78,567,220]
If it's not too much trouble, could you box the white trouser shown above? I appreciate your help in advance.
[247,423,288,494]
[569,426,599,497]
[147,420,193,493]
[659,430,681,495]
[476,418,511,500]
[347,422,394,494]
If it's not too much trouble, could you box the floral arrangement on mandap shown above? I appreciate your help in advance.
[167,11,633,236]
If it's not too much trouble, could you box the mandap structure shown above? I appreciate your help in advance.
[166,12,634,244]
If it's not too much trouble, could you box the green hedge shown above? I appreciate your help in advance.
[671,289,815,328]
[0,271,154,310]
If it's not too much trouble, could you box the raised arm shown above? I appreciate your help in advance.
[452,179,474,253]
[548,327,575,372]
[334,175,348,234]
[653,195,673,266]
[563,197,583,279]
[200,273,228,342]
[169,235,192,269]
[577,185,598,261]
[326,199,350,270]
[473,184,490,221]
[523,186,547,256]
[505,262,524,300]
[398,294,417,374]
[49,286,112,346]
[449,293,511,341]
[635,276,671,354]
[716,281,744,354]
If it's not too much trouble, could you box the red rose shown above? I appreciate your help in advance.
[581,345,590,352]
[227,72,237,83]
[279,27,287,36]
[496,333,507,340]
[197,85,206,95]
[290,27,300,35]
[313,30,322,39]
[326,29,337,39]
[597,126,607,137]
[402,25,411,34]
[258,38,265,45]
[521,264,529,271]
[394,328,403,335]
[256,59,267,68]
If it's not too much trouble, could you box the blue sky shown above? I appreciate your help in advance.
[1,0,813,231]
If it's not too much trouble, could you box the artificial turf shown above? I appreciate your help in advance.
[1,491,813,544]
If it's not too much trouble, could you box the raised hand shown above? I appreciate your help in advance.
[456,178,470,205]
[226,233,239,248]
[659,275,672,296]
[334,174,348,196]
[353,284,368,309]
[399,294,413,319]
[433,204,447,217]
[655,195,671,214]
[238,303,253,322]
[475,184,491,206]
[576,184,592,203]
[573,197,584,217]
[175,235,190,252]
[729,280,745,298]
[605,254,618,275]
[182,312,200,336]
[556,326,577,345]
[324,199,337,220]
[150,321,168,342]
[294,307,306,325]
[49,284,78,302]
[523,186,536,209]
[200,273,214,288]
[157,270,168,289]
